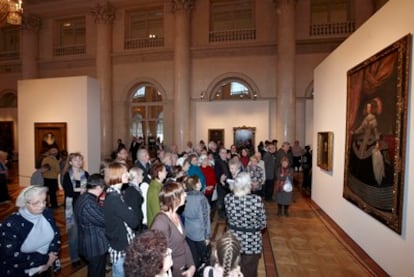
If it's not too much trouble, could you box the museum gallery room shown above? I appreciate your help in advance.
[0,0,414,276]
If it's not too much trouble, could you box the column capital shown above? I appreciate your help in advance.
[172,0,194,12]
[273,0,297,8]
[21,15,41,32]
[91,2,116,24]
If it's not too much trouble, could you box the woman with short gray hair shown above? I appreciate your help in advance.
[224,172,266,277]
[0,186,61,276]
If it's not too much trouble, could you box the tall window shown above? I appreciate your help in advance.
[310,0,354,36]
[130,84,164,144]
[125,7,164,49]
[0,27,19,60]
[54,17,86,56]
[209,0,255,42]
[211,79,255,101]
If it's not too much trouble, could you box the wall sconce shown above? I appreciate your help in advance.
[253,91,257,100]
[200,91,206,100]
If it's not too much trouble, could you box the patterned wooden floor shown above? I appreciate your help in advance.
[0,164,387,276]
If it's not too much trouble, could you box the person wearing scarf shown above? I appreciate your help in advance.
[62,152,89,268]
[0,186,61,277]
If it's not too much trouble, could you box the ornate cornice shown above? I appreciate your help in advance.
[91,2,115,24]
[172,0,194,12]
[21,14,42,32]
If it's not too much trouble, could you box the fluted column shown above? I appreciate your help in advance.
[172,0,193,152]
[275,0,296,143]
[20,15,41,79]
[91,2,115,157]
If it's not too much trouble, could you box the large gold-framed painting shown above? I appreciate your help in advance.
[343,34,411,234]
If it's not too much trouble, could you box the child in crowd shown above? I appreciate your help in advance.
[203,231,243,277]
[30,163,51,186]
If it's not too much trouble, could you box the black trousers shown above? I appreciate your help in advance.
[240,253,260,277]
[264,179,274,201]
[86,254,107,277]
[44,178,58,208]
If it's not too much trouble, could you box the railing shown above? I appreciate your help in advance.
[53,44,86,56]
[310,22,355,36]
[124,37,164,49]
[0,50,19,61]
[209,28,256,42]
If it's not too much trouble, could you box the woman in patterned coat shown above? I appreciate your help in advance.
[0,186,61,277]
[224,172,266,277]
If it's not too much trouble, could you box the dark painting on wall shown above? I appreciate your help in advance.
[343,34,411,234]
[34,122,67,167]
[208,129,224,146]
[317,132,333,171]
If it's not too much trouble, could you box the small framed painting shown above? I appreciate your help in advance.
[317,131,333,171]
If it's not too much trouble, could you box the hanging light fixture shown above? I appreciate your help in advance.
[0,0,23,27]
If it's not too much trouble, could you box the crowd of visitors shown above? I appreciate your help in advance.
[0,137,312,277]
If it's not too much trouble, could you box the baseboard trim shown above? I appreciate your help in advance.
[307,199,389,277]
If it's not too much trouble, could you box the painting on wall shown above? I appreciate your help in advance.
[208,129,224,146]
[343,34,411,234]
[233,126,255,150]
[317,132,333,171]
[34,122,67,167]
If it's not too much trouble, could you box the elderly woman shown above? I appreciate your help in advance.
[0,186,61,276]
[246,155,264,196]
[124,230,173,277]
[224,172,266,277]
[151,182,196,277]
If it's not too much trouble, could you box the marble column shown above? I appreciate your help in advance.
[20,15,41,79]
[172,0,193,152]
[275,0,296,143]
[91,2,115,157]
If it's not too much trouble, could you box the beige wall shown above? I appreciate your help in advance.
[17,76,101,186]
[314,0,414,275]
[194,100,270,148]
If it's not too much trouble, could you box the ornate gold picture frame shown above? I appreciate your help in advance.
[343,34,411,234]
[233,126,255,150]
[34,122,67,166]
[317,131,333,171]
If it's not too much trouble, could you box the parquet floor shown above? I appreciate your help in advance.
[0,163,387,276]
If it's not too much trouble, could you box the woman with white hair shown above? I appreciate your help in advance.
[0,186,61,276]
[224,172,266,277]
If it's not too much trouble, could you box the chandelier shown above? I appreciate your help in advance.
[0,0,23,27]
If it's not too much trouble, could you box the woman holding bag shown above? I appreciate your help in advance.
[276,156,294,217]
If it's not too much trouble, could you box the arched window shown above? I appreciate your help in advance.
[210,78,256,100]
[130,84,163,145]
[0,92,17,108]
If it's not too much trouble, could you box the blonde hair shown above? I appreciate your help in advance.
[63,152,84,176]
[16,186,48,208]
[129,167,144,184]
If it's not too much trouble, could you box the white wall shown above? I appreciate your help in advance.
[18,76,101,186]
[194,100,270,148]
[313,0,414,276]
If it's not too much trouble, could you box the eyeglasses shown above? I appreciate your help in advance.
[164,248,172,257]
[27,200,47,207]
